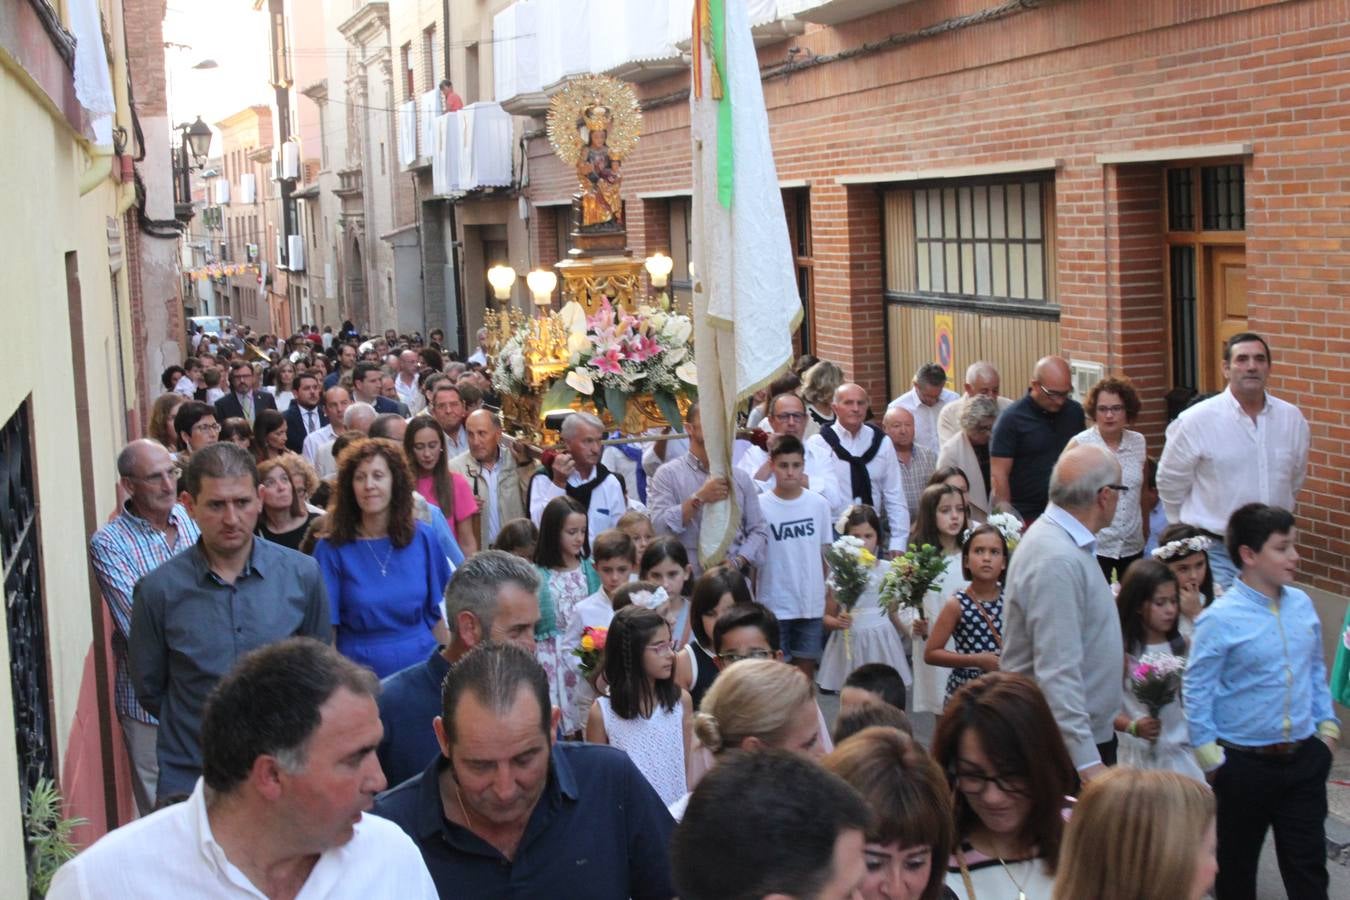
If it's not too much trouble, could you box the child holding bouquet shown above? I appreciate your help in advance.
[816,505,910,692]
[1112,560,1204,780]
[923,523,1009,704]
[898,483,969,715]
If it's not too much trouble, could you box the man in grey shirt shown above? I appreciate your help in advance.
[1000,444,1125,783]
[130,443,330,803]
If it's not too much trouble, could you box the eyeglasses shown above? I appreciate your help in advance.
[127,469,176,485]
[717,648,773,664]
[951,767,1028,797]
[1095,404,1126,415]
[1100,483,1130,494]
[192,422,222,434]
[1035,383,1072,400]
[646,641,676,656]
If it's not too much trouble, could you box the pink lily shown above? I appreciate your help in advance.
[591,346,625,375]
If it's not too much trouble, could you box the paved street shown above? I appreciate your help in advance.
[816,688,1350,898]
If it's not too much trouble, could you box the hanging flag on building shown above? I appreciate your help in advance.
[689,0,801,567]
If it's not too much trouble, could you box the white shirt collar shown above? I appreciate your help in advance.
[1042,503,1097,551]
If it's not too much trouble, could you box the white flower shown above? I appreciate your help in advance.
[665,317,692,346]
[509,353,525,381]
[565,368,595,395]
[675,361,698,385]
[665,347,687,365]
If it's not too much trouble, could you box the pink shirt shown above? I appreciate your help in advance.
[416,472,476,524]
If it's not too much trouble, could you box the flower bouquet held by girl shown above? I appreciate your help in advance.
[1129,651,1186,763]
[878,542,948,619]
[825,530,877,661]
[572,626,608,679]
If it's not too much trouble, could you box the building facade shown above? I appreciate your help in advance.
[496,0,1350,600]
[215,105,276,334]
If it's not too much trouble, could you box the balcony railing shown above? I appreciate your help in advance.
[431,102,514,197]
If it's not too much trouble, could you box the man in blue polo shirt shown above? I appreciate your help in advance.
[372,642,675,898]
[989,355,1085,522]
[376,551,542,787]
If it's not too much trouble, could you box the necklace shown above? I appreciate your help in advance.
[454,781,474,832]
[364,538,394,577]
[996,854,1032,900]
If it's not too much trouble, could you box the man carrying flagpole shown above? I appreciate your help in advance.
[689,0,803,570]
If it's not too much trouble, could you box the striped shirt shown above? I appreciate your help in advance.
[88,502,200,724]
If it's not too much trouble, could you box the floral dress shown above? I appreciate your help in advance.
[536,565,593,734]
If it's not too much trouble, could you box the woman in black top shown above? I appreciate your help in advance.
[256,457,318,551]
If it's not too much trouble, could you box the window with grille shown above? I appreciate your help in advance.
[911,178,1053,303]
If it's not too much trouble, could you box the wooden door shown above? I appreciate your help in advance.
[1202,245,1247,391]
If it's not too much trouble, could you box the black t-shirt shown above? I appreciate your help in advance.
[257,512,319,552]
[989,391,1085,520]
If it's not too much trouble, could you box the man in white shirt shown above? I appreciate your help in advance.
[466,327,489,367]
[807,383,909,552]
[429,383,471,459]
[1156,332,1310,591]
[529,412,626,542]
[394,350,425,413]
[937,360,1014,446]
[302,386,351,468]
[48,638,437,899]
[887,363,960,457]
[738,391,843,512]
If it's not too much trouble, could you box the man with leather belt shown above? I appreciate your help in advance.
[1184,502,1338,900]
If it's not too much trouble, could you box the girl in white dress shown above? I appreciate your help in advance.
[817,505,912,691]
[901,483,969,715]
[1152,524,1216,639]
[1112,560,1205,781]
[586,605,693,805]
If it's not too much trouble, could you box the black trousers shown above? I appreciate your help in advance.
[1214,737,1331,900]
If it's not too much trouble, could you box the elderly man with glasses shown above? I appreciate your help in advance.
[989,355,1086,522]
[736,391,843,512]
[89,439,203,815]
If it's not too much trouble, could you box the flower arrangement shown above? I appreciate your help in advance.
[878,543,948,618]
[573,626,608,677]
[1129,651,1186,719]
[985,512,1024,554]
[493,298,698,429]
[825,536,876,612]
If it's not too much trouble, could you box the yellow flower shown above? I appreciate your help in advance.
[581,634,595,652]
[859,550,876,566]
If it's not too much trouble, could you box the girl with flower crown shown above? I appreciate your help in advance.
[1150,524,1216,639]
[816,505,912,693]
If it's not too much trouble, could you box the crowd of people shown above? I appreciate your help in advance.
[57,322,1345,899]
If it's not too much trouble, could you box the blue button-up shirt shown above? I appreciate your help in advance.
[88,502,200,723]
[128,538,330,800]
[372,743,676,899]
[1184,577,1338,753]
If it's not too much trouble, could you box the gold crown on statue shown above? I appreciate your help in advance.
[581,105,613,133]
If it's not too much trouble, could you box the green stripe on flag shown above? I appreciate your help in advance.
[709,0,733,208]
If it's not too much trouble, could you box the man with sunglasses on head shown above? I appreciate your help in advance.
[989,355,1085,523]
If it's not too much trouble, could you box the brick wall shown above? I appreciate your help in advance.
[520,0,1350,591]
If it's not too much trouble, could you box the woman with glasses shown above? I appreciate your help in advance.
[824,726,958,900]
[931,672,1075,900]
[1065,376,1146,583]
[936,396,998,525]
[172,401,220,457]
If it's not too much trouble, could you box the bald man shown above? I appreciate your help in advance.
[989,356,1085,521]
[449,408,530,547]
[936,360,1014,446]
[805,383,909,551]
[394,350,425,414]
[1000,444,1125,779]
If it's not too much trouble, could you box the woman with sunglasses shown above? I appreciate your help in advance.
[931,672,1076,900]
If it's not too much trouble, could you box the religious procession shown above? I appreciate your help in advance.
[6,0,1350,898]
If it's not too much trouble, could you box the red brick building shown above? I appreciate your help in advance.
[515,0,1348,597]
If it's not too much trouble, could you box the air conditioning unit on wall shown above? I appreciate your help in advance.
[1069,360,1105,401]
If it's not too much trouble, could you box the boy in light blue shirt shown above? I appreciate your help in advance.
[1184,502,1339,900]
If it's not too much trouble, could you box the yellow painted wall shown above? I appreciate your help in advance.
[0,34,137,898]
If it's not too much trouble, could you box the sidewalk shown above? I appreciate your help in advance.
[1329,743,1350,864]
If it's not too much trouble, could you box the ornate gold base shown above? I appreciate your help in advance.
[555,255,646,317]
[500,390,689,447]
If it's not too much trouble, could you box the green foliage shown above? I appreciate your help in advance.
[25,777,87,897]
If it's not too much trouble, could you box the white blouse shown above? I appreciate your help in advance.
[1074,427,1146,559]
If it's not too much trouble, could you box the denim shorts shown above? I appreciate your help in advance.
[779,617,825,662]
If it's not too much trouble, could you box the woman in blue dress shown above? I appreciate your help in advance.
[315,437,452,677]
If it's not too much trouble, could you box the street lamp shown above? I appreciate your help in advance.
[644,251,674,310]
[173,116,213,223]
